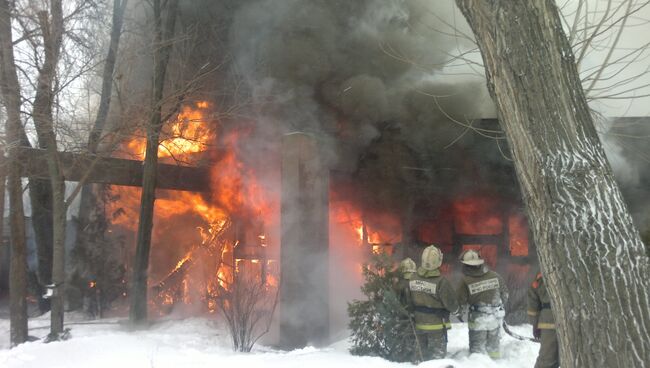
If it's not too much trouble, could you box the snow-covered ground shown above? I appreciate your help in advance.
[0,314,538,368]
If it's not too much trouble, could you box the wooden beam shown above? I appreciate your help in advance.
[15,147,211,192]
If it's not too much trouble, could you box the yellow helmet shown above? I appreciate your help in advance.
[459,249,484,266]
[421,245,443,271]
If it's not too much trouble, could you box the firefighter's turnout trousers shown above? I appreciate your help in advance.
[467,304,504,358]
[408,270,459,360]
[413,305,451,360]
[535,329,559,368]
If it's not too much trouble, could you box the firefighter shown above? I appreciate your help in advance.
[456,249,508,359]
[408,245,459,360]
[528,272,559,368]
[395,257,416,305]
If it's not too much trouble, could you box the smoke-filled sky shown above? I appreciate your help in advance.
[226,0,494,161]
[214,0,649,220]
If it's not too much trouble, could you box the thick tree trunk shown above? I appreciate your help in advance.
[129,0,178,324]
[0,157,4,257]
[31,0,66,338]
[455,1,650,367]
[0,165,7,252]
[0,0,29,346]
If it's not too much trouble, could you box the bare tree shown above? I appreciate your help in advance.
[0,0,29,346]
[72,0,127,313]
[28,0,68,340]
[87,0,128,154]
[560,0,650,103]
[455,1,650,367]
[212,271,278,352]
[129,0,179,325]
[2,0,114,341]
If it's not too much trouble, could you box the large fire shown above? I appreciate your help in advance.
[108,101,277,315]
[106,100,533,316]
[330,192,531,275]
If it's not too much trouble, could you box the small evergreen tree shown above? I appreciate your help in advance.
[348,254,421,363]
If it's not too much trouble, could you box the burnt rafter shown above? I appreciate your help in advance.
[15,146,211,192]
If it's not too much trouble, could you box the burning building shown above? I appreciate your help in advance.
[87,0,538,350]
[69,0,645,352]
[0,0,646,357]
[101,99,533,349]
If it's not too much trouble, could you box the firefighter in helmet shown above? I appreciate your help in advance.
[528,272,559,368]
[456,249,508,359]
[407,245,459,360]
[395,257,416,305]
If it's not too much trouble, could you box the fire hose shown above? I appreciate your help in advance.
[502,321,540,343]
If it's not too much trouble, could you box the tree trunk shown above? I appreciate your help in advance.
[455,1,650,367]
[73,0,127,311]
[0,155,5,281]
[0,0,29,346]
[29,178,53,313]
[129,0,178,324]
[31,0,66,338]
[87,0,127,154]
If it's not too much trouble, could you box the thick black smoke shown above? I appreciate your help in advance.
[227,0,495,164]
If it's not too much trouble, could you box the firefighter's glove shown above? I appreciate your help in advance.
[533,327,541,340]
[456,313,465,323]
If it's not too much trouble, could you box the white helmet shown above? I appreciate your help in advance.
[421,245,443,271]
[459,249,484,266]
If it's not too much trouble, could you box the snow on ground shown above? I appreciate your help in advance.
[0,314,539,368]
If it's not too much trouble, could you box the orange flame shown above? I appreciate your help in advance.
[330,201,400,251]
[108,101,278,312]
[123,102,215,162]
[452,196,503,234]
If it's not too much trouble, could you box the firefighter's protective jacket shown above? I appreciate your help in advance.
[457,265,508,330]
[408,269,459,331]
[527,273,555,329]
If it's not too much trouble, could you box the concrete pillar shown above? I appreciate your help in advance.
[280,132,329,349]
